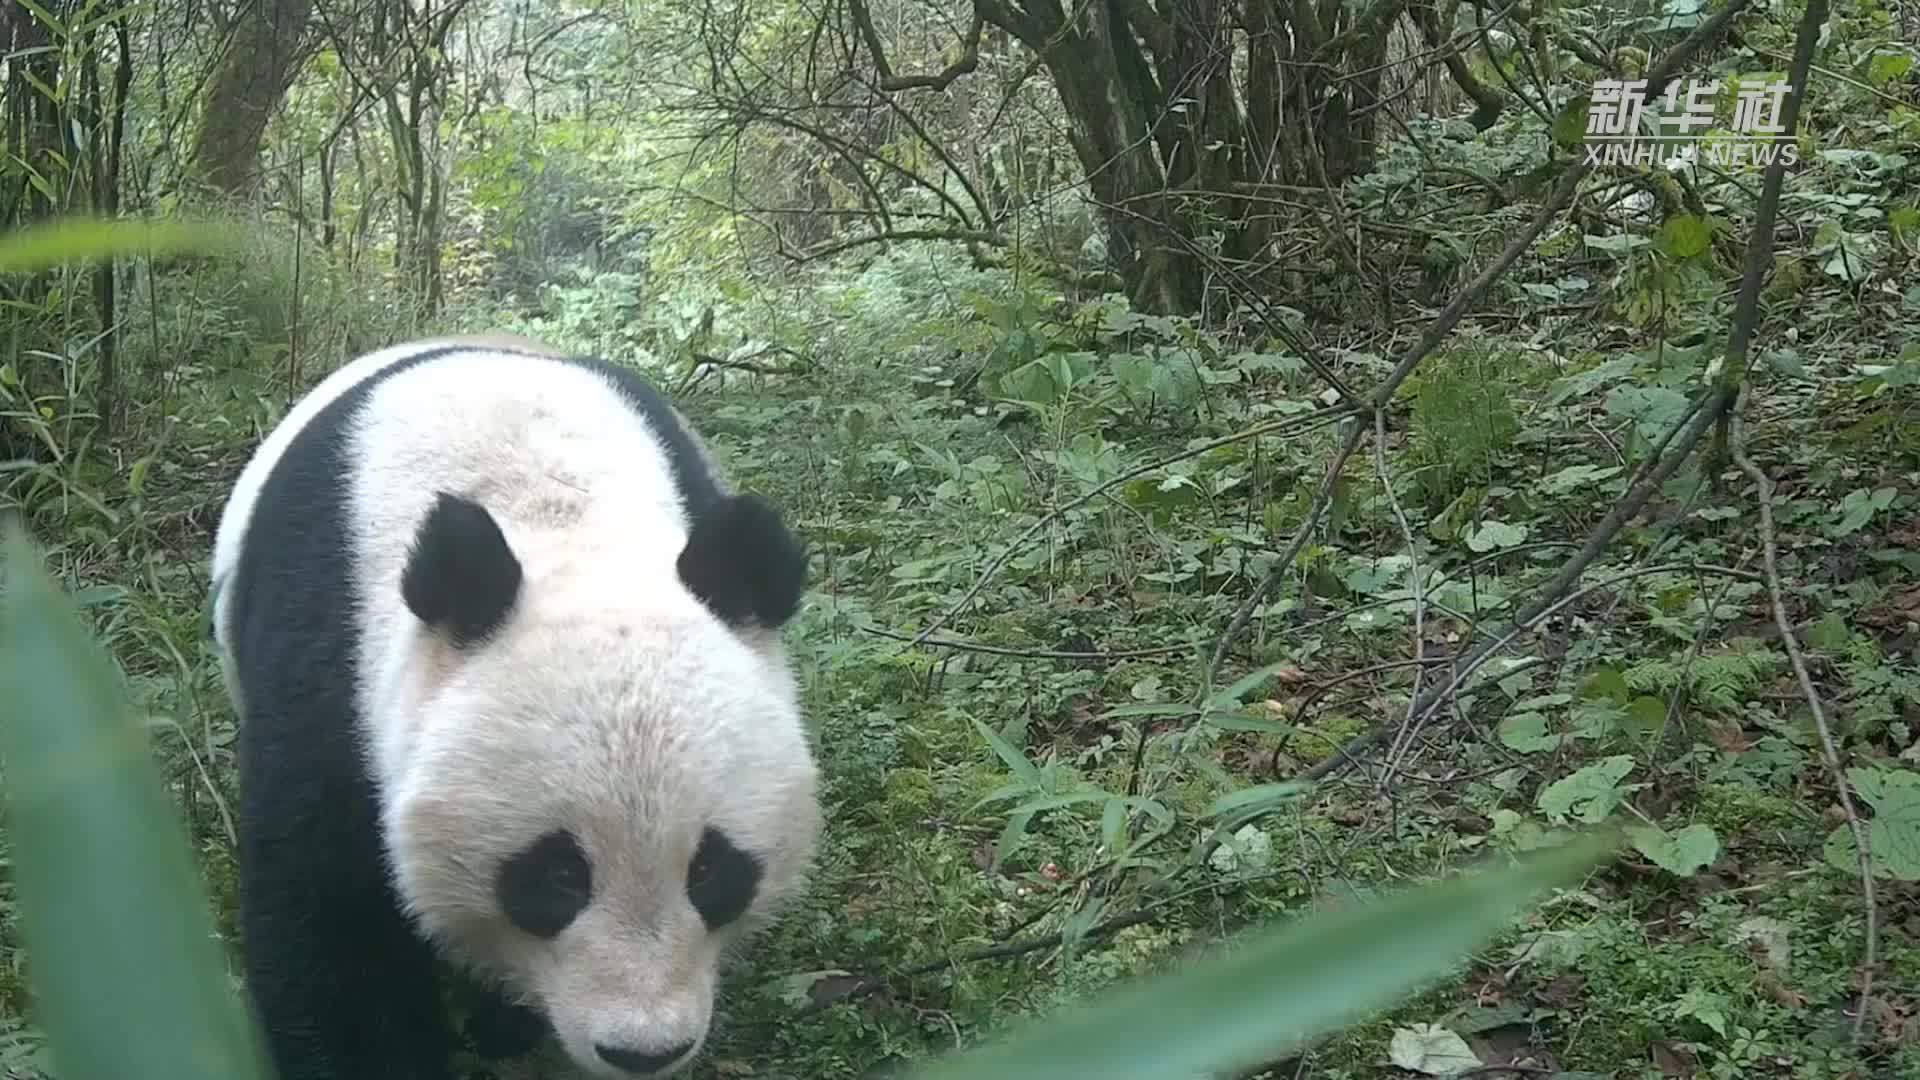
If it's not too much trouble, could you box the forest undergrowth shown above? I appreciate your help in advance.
[3,221,1916,1079]
[5,49,1920,1080]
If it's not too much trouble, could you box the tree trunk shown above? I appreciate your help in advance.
[187,0,317,196]
[974,0,1404,314]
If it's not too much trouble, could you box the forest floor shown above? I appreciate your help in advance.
[3,240,1920,1080]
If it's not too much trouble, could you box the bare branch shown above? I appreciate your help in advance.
[794,227,1001,263]
[847,0,984,92]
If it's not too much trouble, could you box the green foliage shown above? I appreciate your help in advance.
[1626,822,1723,877]
[9,3,1920,1075]
[1822,767,1920,881]
[1404,347,1521,510]
[0,218,240,273]
[905,833,1615,1080]
[0,529,269,1080]
[1624,642,1780,716]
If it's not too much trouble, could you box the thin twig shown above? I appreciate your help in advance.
[1730,393,1875,1038]
[800,904,1167,1014]
[857,623,1197,661]
[1204,418,1368,688]
[1372,407,1430,791]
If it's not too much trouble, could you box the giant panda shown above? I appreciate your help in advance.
[208,334,821,1080]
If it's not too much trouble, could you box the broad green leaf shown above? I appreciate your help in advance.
[1656,214,1712,260]
[0,528,272,1080]
[1100,702,1193,721]
[1603,385,1690,443]
[1823,767,1920,881]
[1201,709,1296,734]
[0,216,240,273]
[1625,822,1721,876]
[1466,520,1528,552]
[1101,797,1127,853]
[1539,463,1622,495]
[1537,756,1637,824]
[1584,233,1650,254]
[1829,486,1898,538]
[1212,659,1300,706]
[1207,824,1273,874]
[1670,987,1732,1038]
[1581,667,1630,703]
[1006,791,1110,816]
[1869,52,1914,87]
[993,809,1037,872]
[905,832,1617,1080]
[1498,711,1561,754]
[1805,611,1851,651]
[1552,96,1591,149]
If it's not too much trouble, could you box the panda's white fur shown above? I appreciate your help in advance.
[210,335,820,1080]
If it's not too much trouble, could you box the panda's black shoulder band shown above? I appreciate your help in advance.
[677,493,806,629]
[402,492,523,646]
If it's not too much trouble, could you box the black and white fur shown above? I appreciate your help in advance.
[209,335,820,1080]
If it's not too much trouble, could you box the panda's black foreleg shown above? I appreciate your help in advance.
[237,720,457,1080]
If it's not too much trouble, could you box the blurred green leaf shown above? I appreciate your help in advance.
[0,216,240,274]
[905,831,1617,1080]
[0,527,271,1080]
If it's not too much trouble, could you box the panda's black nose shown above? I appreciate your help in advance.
[595,1040,694,1075]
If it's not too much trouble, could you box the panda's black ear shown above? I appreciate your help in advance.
[402,492,522,647]
[677,493,806,628]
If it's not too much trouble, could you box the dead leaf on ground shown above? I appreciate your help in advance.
[1651,1039,1698,1077]
[1536,973,1586,1008]
[1859,587,1920,629]
[1757,971,1809,1010]
[1707,722,1753,753]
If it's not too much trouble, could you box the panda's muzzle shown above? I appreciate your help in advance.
[596,1038,696,1075]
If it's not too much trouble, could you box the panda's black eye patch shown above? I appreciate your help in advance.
[497,829,593,939]
[686,827,761,930]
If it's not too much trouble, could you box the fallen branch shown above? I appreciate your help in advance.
[1730,390,1875,1041]
[858,623,1197,662]
[800,904,1166,1014]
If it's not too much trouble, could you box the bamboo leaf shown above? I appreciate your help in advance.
[905,831,1617,1080]
[0,216,240,274]
[0,527,271,1080]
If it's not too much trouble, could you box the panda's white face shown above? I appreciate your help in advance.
[380,563,821,1078]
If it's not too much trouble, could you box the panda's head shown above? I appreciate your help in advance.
[379,490,818,1078]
